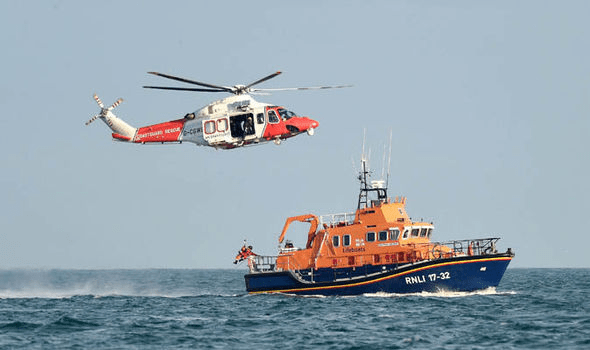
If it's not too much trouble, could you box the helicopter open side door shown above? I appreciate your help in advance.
[229,113,256,140]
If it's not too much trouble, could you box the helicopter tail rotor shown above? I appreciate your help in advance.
[93,93,104,109]
[86,94,136,140]
[86,94,124,125]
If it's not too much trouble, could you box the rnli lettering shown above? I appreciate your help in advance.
[405,272,451,284]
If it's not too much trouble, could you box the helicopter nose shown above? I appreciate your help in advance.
[306,118,319,136]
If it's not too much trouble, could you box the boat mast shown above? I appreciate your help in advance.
[357,154,388,210]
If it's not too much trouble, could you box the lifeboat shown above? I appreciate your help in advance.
[242,156,515,296]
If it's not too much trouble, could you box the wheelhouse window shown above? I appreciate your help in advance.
[204,120,215,134]
[343,234,351,246]
[256,113,264,124]
[333,235,340,247]
[411,228,420,237]
[277,108,297,120]
[268,110,279,123]
[427,228,433,238]
[378,231,388,241]
[402,229,409,239]
[420,228,428,237]
[366,232,376,242]
[389,228,400,240]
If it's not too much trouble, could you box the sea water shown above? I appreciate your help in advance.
[0,268,588,349]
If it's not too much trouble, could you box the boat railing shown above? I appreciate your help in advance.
[248,254,309,274]
[247,255,278,273]
[427,237,501,258]
[319,212,356,227]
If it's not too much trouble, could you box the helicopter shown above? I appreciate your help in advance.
[86,71,349,149]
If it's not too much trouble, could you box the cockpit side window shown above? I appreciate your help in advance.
[268,110,279,124]
[277,108,296,120]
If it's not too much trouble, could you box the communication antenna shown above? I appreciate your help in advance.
[381,142,386,180]
[361,128,367,161]
[386,129,393,190]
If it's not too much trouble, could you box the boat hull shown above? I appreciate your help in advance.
[245,253,513,296]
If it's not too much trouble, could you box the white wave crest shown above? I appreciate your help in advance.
[363,287,516,298]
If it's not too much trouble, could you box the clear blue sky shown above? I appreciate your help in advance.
[1,1,588,268]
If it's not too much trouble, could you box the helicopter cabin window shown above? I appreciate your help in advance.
[229,113,255,138]
[216,118,228,133]
[378,231,388,241]
[204,121,216,134]
[343,234,351,247]
[389,228,400,240]
[411,228,420,237]
[268,110,279,124]
[277,108,296,120]
[333,235,340,247]
[256,113,264,124]
[366,232,376,242]
[402,229,409,239]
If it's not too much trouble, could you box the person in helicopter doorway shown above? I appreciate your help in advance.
[233,244,256,264]
[243,116,254,136]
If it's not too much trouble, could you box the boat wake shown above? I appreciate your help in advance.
[362,287,517,298]
[0,286,241,299]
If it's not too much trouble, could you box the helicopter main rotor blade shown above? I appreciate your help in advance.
[244,71,282,90]
[251,85,353,92]
[147,72,233,93]
[143,86,228,92]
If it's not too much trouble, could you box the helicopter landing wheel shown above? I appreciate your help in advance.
[274,138,282,145]
[307,128,315,136]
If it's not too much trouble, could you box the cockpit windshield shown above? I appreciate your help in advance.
[277,108,297,120]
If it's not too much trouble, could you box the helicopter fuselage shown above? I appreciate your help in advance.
[114,94,319,149]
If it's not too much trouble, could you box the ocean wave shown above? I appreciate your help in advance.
[0,321,43,330]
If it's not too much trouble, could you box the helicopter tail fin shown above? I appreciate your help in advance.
[86,94,137,142]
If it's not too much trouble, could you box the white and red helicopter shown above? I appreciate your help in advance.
[86,71,349,149]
